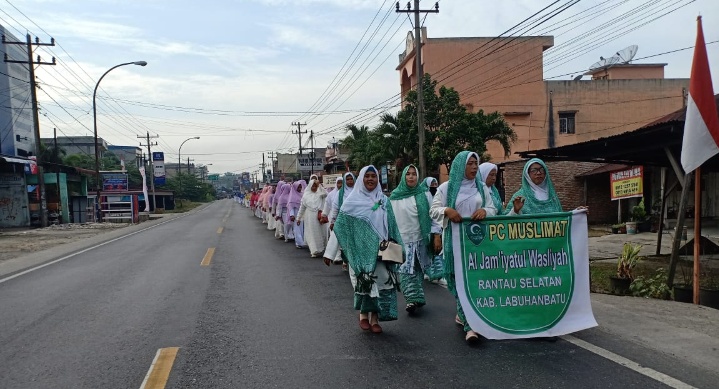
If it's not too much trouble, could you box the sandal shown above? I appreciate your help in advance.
[323,257,331,267]
[406,303,417,313]
[359,318,371,331]
[455,315,464,326]
[465,330,480,344]
[370,323,383,334]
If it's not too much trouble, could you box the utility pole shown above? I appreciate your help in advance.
[292,121,307,175]
[186,157,195,175]
[53,128,61,222]
[262,153,266,182]
[309,130,315,178]
[268,151,278,180]
[396,1,439,179]
[3,34,56,227]
[138,132,159,212]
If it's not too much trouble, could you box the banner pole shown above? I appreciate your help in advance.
[693,167,701,304]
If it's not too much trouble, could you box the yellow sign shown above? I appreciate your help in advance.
[610,166,643,200]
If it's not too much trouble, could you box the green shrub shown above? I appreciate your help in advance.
[630,268,670,299]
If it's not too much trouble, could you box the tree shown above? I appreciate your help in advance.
[375,111,416,169]
[338,74,516,176]
[39,142,66,165]
[405,74,516,174]
[339,124,373,170]
[160,172,215,202]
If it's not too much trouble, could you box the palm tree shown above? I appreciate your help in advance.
[472,110,518,159]
[339,124,371,170]
[375,112,416,169]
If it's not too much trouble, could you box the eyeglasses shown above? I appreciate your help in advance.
[529,167,546,175]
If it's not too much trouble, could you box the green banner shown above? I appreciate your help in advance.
[455,211,596,339]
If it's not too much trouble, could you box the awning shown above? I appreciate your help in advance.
[0,155,31,164]
[575,163,631,178]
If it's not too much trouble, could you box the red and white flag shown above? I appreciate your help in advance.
[681,16,719,173]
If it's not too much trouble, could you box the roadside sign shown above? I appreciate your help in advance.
[610,166,643,200]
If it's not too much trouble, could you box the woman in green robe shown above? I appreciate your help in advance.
[388,165,433,313]
[505,158,562,215]
[334,165,403,334]
[429,151,497,343]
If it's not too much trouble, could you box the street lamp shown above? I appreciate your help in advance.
[93,61,147,221]
[178,136,200,175]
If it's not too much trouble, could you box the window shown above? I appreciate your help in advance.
[559,112,576,134]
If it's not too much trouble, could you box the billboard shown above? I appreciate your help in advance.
[102,173,128,191]
[152,152,165,186]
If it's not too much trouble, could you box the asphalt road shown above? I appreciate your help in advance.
[0,200,715,389]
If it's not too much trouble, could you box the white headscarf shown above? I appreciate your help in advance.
[340,165,388,240]
[301,179,325,211]
[479,162,497,188]
[455,152,482,217]
[340,171,355,202]
[327,177,342,201]
[523,162,549,200]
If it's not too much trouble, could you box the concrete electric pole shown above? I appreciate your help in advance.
[396,1,438,179]
[3,34,56,227]
[138,132,159,211]
[291,121,307,174]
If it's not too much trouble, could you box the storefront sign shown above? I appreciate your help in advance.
[152,152,165,186]
[610,166,643,200]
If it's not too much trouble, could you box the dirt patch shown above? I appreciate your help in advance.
[0,223,129,262]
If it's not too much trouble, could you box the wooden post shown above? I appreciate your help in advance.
[693,167,701,304]
[666,173,692,290]
[656,168,667,255]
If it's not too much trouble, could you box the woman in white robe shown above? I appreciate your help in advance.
[288,180,306,247]
[297,179,328,257]
[323,172,355,268]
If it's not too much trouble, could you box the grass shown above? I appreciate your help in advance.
[589,255,684,295]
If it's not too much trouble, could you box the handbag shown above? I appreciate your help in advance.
[378,240,404,264]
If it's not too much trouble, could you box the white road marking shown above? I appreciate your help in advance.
[562,335,697,389]
[0,212,197,285]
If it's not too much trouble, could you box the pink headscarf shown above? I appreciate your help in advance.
[272,181,285,209]
[278,183,292,209]
[288,180,306,210]
[263,185,274,209]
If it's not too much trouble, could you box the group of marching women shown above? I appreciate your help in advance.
[249,175,332,257]
[247,152,567,344]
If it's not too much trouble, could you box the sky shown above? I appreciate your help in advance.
[1,0,718,175]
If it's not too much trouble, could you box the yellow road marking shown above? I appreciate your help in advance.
[217,227,223,234]
[201,248,215,266]
[139,347,179,389]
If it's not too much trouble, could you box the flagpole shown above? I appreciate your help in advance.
[693,167,701,304]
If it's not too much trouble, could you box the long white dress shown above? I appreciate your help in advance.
[297,182,327,256]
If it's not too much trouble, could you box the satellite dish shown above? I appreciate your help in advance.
[573,74,583,81]
[589,58,608,71]
[616,45,638,63]
[588,45,638,71]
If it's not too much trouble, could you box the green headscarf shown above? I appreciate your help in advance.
[388,164,431,248]
[505,158,562,214]
[442,151,485,276]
